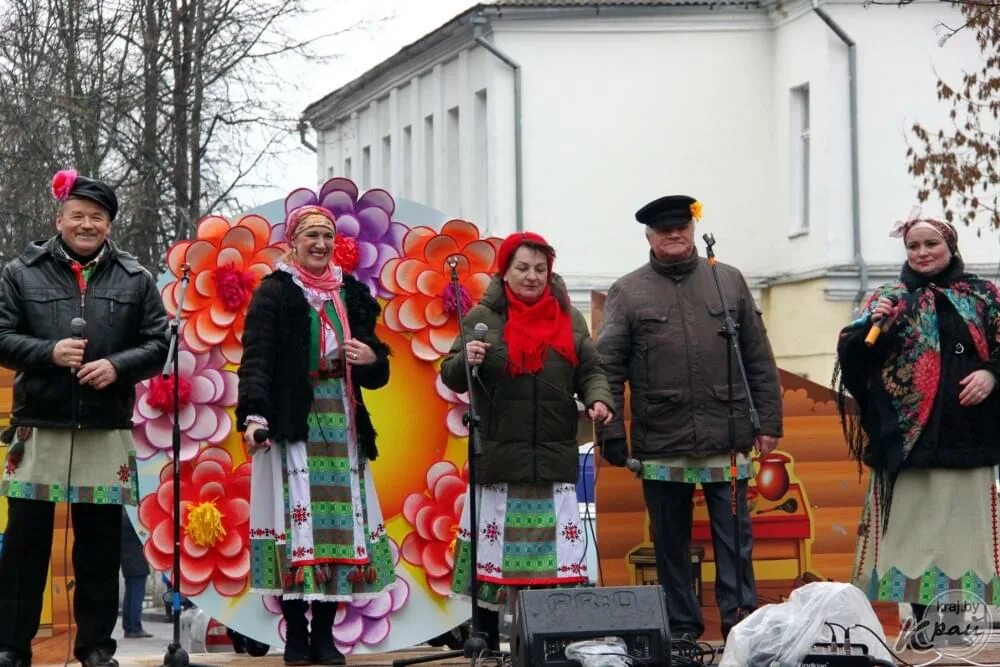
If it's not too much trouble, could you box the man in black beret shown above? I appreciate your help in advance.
[596,195,783,642]
[0,170,167,667]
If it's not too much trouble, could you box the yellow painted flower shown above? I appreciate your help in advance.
[690,201,703,222]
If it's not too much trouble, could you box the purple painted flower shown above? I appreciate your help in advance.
[264,539,411,654]
[282,178,406,297]
[132,345,238,461]
[436,375,470,437]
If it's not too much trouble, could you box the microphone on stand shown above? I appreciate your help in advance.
[70,317,86,375]
[471,322,488,380]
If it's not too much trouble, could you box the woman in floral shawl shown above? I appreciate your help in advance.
[237,205,394,666]
[836,212,1000,650]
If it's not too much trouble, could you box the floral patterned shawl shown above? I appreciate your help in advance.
[837,258,1000,471]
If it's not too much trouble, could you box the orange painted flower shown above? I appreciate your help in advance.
[379,220,501,361]
[162,215,285,364]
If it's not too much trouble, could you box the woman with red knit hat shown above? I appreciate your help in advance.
[440,231,614,649]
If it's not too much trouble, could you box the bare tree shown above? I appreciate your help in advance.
[908,4,1000,230]
[0,0,381,268]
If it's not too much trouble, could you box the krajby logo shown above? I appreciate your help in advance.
[895,589,993,657]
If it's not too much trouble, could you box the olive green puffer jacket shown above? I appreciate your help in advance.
[440,275,613,484]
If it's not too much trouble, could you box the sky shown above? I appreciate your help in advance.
[239,0,479,210]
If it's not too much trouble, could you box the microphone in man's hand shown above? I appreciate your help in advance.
[625,457,642,479]
[471,322,489,379]
[70,317,86,375]
[864,298,897,347]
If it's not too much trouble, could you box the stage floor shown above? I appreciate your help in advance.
[27,637,1000,666]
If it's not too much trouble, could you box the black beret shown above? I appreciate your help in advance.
[635,194,699,229]
[69,175,119,220]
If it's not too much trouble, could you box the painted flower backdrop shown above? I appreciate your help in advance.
[139,447,251,596]
[380,220,501,361]
[137,176,499,651]
[132,345,238,461]
[400,461,468,597]
[162,214,285,364]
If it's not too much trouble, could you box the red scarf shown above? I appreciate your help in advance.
[503,284,577,376]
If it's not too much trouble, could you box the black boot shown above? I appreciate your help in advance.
[280,599,311,666]
[310,602,345,666]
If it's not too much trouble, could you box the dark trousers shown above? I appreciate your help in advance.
[0,497,121,661]
[121,575,147,634]
[642,478,756,639]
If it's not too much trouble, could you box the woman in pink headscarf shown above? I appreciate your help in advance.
[836,213,1000,651]
[237,206,394,666]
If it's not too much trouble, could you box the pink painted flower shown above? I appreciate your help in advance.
[51,169,77,200]
[132,345,238,461]
[139,447,251,597]
[400,461,468,597]
[435,375,470,437]
[264,541,411,654]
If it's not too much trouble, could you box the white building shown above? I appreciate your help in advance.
[301,0,997,382]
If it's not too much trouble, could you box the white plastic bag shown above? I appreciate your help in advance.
[720,582,893,667]
[565,637,631,667]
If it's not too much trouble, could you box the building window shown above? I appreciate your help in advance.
[790,84,810,236]
[344,157,352,179]
[424,114,435,202]
[474,89,488,228]
[447,106,460,215]
[402,125,413,197]
[381,135,391,188]
[362,145,371,189]
[327,166,335,178]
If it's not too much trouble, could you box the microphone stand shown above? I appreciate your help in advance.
[392,257,489,666]
[160,264,211,667]
[702,233,760,632]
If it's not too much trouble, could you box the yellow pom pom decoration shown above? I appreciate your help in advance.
[186,500,227,548]
[690,201,703,222]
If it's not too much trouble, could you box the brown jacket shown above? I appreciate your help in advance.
[596,251,782,458]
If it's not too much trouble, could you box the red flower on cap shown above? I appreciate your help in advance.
[51,169,78,201]
[496,231,554,276]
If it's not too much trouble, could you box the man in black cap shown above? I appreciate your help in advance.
[596,195,783,641]
[0,170,168,667]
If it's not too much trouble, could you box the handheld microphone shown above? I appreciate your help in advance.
[471,322,488,379]
[625,457,642,479]
[252,428,270,444]
[864,298,897,347]
[70,317,86,375]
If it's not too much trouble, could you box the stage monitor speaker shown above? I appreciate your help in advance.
[509,585,670,667]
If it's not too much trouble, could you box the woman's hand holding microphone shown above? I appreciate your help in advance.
[865,296,900,346]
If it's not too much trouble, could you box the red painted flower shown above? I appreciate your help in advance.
[400,461,468,597]
[139,447,251,597]
[380,220,501,361]
[162,214,285,364]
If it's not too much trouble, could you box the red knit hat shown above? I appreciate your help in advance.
[497,231,555,275]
